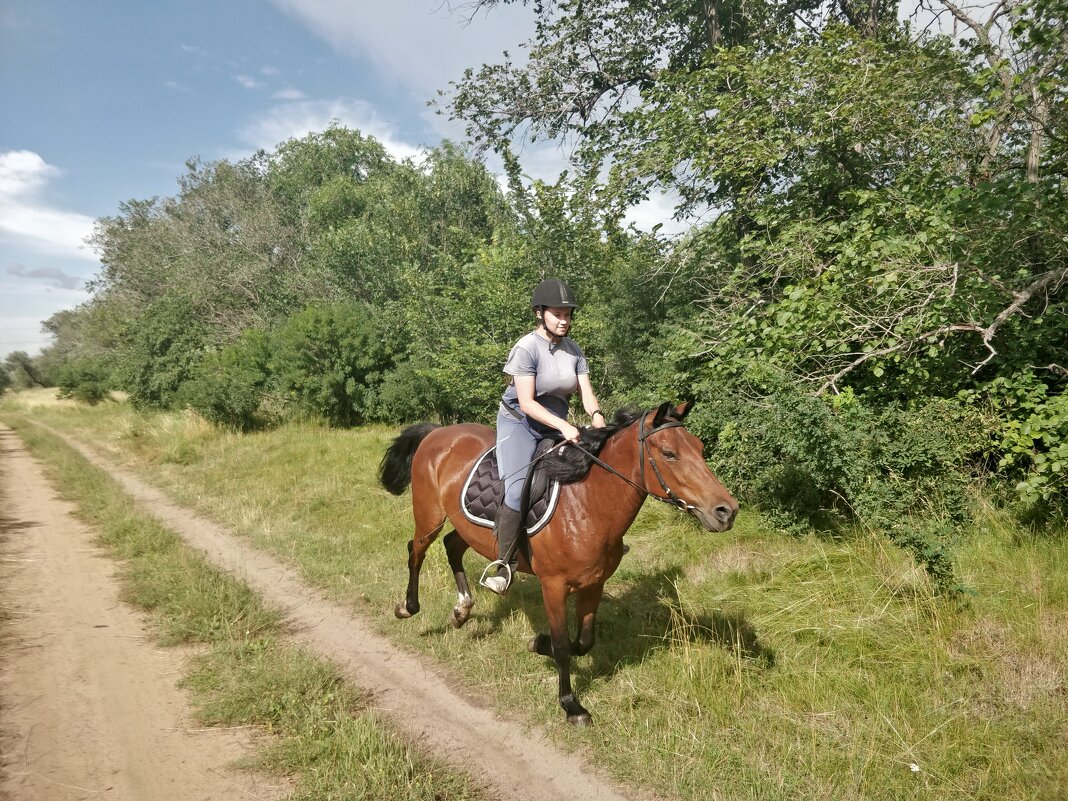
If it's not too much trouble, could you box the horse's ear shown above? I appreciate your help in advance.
[652,401,672,426]
[675,400,694,419]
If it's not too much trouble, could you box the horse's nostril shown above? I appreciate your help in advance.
[714,504,735,524]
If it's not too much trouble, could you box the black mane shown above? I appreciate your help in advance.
[542,409,641,484]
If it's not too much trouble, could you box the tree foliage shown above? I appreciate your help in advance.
[37,1,1067,587]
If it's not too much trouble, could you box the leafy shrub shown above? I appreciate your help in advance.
[688,370,991,592]
[56,357,113,405]
[185,330,271,430]
[367,360,439,423]
[983,375,1068,522]
[270,301,392,427]
[122,299,208,410]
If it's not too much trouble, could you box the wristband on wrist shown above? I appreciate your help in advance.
[592,410,604,419]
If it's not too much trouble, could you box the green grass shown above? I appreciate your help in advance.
[2,407,486,801]
[4,388,1066,801]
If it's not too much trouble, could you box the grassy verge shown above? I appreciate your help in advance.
[3,411,485,801]
[4,389,1066,801]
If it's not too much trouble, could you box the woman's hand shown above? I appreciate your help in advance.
[591,410,607,429]
[560,422,582,443]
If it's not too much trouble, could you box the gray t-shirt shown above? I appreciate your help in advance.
[501,331,589,421]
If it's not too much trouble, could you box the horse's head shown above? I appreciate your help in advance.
[640,401,738,532]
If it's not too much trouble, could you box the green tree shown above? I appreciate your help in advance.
[121,299,208,410]
[270,302,392,427]
[56,357,112,405]
[3,351,50,388]
[185,330,272,430]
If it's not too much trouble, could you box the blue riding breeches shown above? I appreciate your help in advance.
[495,405,546,512]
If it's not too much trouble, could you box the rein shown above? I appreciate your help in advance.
[568,411,699,516]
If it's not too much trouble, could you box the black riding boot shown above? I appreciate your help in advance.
[482,504,523,595]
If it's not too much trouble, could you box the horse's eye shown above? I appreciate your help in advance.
[661,449,678,461]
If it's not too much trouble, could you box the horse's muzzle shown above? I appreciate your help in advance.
[695,502,738,532]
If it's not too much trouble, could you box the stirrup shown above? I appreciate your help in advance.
[479,560,513,595]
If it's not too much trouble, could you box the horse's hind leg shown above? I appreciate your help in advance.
[395,516,445,619]
[443,531,475,628]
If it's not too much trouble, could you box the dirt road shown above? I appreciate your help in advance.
[0,425,287,801]
[0,423,635,801]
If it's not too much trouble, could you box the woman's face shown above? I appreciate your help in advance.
[540,306,573,338]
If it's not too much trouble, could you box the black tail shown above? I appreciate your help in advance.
[379,423,440,495]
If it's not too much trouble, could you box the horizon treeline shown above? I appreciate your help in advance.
[4,0,1065,587]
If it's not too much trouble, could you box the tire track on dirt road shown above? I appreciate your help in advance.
[30,422,639,801]
[0,425,287,801]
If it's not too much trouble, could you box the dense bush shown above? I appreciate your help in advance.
[56,358,112,405]
[122,299,208,410]
[684,370,992,592]
[185,330,271,430]
[984,374,1068,522]
[270,302,392,427]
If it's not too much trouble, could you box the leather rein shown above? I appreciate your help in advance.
[569,411,699,516]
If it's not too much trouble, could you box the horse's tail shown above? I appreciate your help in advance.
[379,423,440,495]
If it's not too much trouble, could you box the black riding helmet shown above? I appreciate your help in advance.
[531,278,579,310]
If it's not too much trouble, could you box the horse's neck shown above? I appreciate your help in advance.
[576,427,647,535]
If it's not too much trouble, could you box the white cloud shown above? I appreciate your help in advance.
[273,88,306,101]
[234,73,265,90]
[239,98,423,162]
[0,151,98,261]
[268,1,534,103]
[624,192,693,236]
[261,65,281,76]
[0,313,57,356]
[164,79,194,94]
[0,149,59,196]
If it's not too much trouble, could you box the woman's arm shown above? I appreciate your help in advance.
[577,373,606,429]
[514,374,581,442]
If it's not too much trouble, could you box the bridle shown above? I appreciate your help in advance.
[637,411,700,514]
[569,410,700,516]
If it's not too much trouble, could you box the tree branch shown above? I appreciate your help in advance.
[817,266,1068,394]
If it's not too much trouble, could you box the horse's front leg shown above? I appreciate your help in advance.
[572,584,604,656]
[536,578,592,726]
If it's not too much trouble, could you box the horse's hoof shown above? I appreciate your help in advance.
[528,634,552,655]
[567,712,593,727]
[394,602,414,619]
[448,607,470,629]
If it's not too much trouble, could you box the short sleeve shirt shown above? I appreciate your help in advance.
[501,331,589,420]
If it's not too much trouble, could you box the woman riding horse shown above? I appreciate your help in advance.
[485,277,606,594]
[380,397,739,725]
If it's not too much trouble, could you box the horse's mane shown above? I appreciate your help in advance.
[542,409,641,484]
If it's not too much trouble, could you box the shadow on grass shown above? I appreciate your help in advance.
[417,565,775,690]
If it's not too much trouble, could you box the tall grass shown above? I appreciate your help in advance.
[4,408,485,801]
[4,388,1065,800]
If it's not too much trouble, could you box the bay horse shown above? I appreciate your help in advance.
[379,400,738,726]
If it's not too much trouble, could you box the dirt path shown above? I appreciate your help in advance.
[0,425,287,801]
[1,423,637,801]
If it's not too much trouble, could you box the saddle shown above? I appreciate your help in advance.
[460,439,561,535]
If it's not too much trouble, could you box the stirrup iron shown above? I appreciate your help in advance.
[479,560,513,594]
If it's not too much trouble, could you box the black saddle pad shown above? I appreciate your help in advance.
[460,439,560,535]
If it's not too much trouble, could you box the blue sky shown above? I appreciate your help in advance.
[0,0,551,356]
